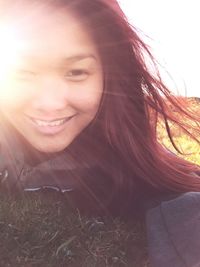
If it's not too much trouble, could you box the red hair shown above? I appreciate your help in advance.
[66,0,200,194]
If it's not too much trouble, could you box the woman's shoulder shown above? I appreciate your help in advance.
[146,191,200,267]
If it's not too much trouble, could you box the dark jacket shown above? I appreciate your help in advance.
[0,122,200,267]
[146,192,200,267]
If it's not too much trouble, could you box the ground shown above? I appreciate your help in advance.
[0,190,149,267]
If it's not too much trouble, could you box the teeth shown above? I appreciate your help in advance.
[33,118,66,127]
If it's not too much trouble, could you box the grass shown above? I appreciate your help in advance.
[160,133,200,165]
[157,98,200,166]
[0,99,199,266]
[0,191,149,267]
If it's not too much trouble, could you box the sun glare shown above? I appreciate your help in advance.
[0,24,25,82]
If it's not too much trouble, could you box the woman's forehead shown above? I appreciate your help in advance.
[1,6,77,35]
[0,8,99,68]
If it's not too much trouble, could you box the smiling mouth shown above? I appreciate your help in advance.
[27,115,75,127]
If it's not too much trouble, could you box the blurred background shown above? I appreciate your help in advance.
[119,0,200,97]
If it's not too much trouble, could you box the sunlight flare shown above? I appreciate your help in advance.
[0,24,25,81]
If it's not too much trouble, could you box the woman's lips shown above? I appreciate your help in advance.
[26,115,75,135]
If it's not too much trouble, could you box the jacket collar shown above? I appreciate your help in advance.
[0,117,111,193]
[0,119,24,185]
[0,119,85,192]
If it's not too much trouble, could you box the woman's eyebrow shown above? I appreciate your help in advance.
[62,54,97,63]
[17,54,98,69]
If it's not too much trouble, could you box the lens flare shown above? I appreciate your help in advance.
[0,24,25,82]
[0,24,28,103]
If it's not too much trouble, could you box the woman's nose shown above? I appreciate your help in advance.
[31,76,69,112]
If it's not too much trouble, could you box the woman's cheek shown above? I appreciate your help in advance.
[0,81,31,107]
[71,89,101,112]
[72,78,103,110]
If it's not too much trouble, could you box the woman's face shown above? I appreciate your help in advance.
[0,7,103,153]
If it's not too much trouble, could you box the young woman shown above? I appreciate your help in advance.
[0,1,199,266]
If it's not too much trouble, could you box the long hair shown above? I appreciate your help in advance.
[1,0,200,211]
[64,0,200,195]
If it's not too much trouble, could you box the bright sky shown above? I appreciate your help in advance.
[119,0,200,97]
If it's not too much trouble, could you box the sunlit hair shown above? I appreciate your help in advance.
[2,0,200,214]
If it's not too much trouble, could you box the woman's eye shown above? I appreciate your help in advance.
[65,69,89,81]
